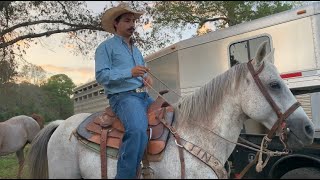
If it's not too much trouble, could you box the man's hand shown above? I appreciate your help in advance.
[143,75,153,88]
[131,66,150,77]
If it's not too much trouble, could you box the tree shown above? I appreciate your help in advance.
[41,74,76,119]
[42,74,75,97]
[0,82,50,122]
[0,1,172,56]
[0,1,102,84]
[0,1,172,83]
[19,64,47,85]
[0,1,310,84]
[1,1,187,53]
[149,1,305,36]
[0,48,18,85]
[0,1,103,50]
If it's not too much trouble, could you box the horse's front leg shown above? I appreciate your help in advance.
[16,148,25,179]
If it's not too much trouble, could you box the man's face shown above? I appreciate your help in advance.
[114,13,136,37]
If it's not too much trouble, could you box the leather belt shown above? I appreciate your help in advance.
[107,87,145,99]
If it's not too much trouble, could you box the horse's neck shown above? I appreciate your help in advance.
[174,94,247,164]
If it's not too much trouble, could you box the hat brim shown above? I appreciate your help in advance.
[101,6,144,34]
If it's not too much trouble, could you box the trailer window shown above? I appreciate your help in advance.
[229,36,271,67]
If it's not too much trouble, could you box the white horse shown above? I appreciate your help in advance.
[0,114,44,178]
[28,42,315,179]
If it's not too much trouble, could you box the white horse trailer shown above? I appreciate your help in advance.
[145,2,320,179]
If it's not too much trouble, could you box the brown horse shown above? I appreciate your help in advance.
[0,113,44,178]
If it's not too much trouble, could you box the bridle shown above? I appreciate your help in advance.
[247,60,301,147]
[246,60,301,174]
[148,60,301,147]
[143,60,302,178]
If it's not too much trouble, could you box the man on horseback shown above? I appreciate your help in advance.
[95,2,154,179]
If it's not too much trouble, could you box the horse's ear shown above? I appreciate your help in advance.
[263,48,275,64]
[252,41,268,68]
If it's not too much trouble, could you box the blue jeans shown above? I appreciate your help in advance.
[108,91,154,179]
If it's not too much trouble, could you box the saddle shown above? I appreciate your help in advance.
[75,90,174,178]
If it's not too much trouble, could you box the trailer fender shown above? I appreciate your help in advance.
[268,154,320,179]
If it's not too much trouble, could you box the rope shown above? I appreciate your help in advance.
[147,71,182,98]
[256,136,272,172]
[189,121,287,157]
[143,78,175,106]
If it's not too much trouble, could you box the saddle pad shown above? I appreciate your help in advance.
[76,106,174,160]
[75,132,166,162]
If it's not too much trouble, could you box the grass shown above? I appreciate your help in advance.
[0,145,30,179]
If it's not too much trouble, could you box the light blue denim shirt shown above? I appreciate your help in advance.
[95,34,146,95]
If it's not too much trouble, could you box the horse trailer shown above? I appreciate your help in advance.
[144,2,320,179]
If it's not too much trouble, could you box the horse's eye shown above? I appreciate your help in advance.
[269,81,281,89]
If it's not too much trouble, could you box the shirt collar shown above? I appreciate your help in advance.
[114,34,135,46]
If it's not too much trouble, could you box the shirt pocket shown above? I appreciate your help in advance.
[132,49,145,66]
[112,48,134,68]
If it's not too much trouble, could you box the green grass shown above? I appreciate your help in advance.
[0,145,30,179]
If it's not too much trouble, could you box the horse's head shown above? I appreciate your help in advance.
[241,41,315,149]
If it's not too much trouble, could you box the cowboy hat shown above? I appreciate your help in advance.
[101,2,145,34]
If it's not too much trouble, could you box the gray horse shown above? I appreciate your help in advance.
[28,42,314,179]
[0,114,44,178]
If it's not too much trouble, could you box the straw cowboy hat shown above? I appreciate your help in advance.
[101,2,145,34]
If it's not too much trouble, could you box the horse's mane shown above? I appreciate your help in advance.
[31,113,44,129]
[177,63,249,122]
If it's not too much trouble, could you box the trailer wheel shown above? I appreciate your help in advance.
[280,167,320,179]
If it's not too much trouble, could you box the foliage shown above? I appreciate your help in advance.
[0,74,75,122]
[149,1,305,35]
[0,1,103,85]
[0,82,48,121]
[0,48,18,84]
[0,1,102,53]
[42,74,75,97]
[41,74,76,119]
[0,1,310,97]
[0,1,176,83]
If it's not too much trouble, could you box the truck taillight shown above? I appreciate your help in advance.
[280,72,302,79]
[297,10,306,15]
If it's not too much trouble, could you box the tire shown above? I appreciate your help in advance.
[280,167,320,179]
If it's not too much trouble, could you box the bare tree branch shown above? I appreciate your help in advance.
[57,1,75,22]
[0,20,101,36]
[73,33,86,43]
[199,17,229,28]
[0,26,103,48]
[36,38,56,53]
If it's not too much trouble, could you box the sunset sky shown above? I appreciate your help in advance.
[24,1,106,86]
[24,1,198,86]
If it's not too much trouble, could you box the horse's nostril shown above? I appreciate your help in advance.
[305,125,314,135]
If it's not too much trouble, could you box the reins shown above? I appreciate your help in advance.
[143,61,297,177]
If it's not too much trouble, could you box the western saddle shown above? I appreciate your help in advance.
[75,90,174,179]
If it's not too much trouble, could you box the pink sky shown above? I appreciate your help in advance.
[25,36,96,86]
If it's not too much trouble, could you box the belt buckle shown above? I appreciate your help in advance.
[135,88,144,93]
